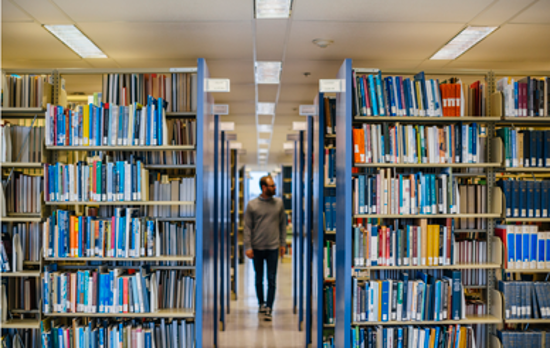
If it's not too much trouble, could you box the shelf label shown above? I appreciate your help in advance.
[286,134,299,141]
[169,67,196,73]
[226,134,237,141]
[292,122,307,131]
[205,79,230,92]
[319,79,345,93]
[230,142,242,149]
[299,105,317,116]
[220,122,235,131]
[212,104,229,115]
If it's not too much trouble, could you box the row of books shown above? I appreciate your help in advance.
[498,330,550,348]
[3,172,42,214]
[101,72,197,112]
[324,284,335,324]
[45,99,183,147]
[499,281,550,320]
[499,180,550,218]
[496,225,550,270]
[352,170,462,216]
[1,330,40,348]
[43,268,195,314]
[324,188,336,232]
[324,241,336,279]
[324,147,336,185]
[2,74,52,108]
[42,319,195,348]
[323,97,336,134]
[350,324,480,348]
[368,268,487,288]
[497,128,550,167]
[352,271,466,323]
[352,71,487,118]
[496,76,550,117]
[0,122,45,163]
[44,210,195,259]
[1,277,39,314]
[0,222,42,271]
[352,123,487,165]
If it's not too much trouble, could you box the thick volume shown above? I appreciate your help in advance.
[498,330,550,348]
[496,76,550,117]
[499,281,550,320]
[497,128,550,167]
[2,74,52,108]
[42,268,195,315]
[0,122,45,163]
[3,171,42,214]
[352,122,487,164]
[499,179,550,218]
[44,209,195,259]
[496,225,550,270]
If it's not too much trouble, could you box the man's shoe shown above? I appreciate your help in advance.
[259,304,268,314]
[264,307,272,321]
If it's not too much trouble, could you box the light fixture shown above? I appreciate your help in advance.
[257,102,275,115]
[259,143,269,148]
[312,38,334,48]
[44,25,107,58]
[430,26,497,60]
[258,138,270,145]
[257,124,273,133]
[283,142,294,150]
[255,62,282,84]
[259,148,269,154]
[255,0,291,19]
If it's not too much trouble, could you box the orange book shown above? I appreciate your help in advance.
[70,216,76,257]
[74,216,80,258]
[352,128,366,164]
[455,84,461,117]
[429,328,436,348]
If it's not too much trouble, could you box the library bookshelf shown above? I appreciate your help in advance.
[0,59,217,347]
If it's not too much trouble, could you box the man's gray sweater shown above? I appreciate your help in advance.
[243,196,286,251]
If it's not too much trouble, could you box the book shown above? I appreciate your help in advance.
[496,76,550,117]
[2,73,53,108]
[3,171,42,214]
[497,128,550,168]
[497,179,550,218]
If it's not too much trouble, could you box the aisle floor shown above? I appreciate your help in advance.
[219,259,305,348]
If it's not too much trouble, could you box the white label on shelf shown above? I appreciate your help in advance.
[170,67,196,73]
[292,122,307,131]
[212,104,229,115]
[319,79,345,93]
[220,122,235,131]
[299,105,317,116]
[226,134,237,141]
[230,142,242,149]
[205,79,230,92]
[287,134,299,141]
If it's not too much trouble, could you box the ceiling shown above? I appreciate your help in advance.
[3,0,550,171]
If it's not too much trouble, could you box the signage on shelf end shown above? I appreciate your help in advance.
[205,79,230,92]
[299,105,317,116]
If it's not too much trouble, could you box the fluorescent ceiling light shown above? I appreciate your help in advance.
[257,102,275,115]
[255,0,291,19]
[258,124,273,133]
[259,148,269,154]
[44,25,107,58]
[283,142,294,150]
[255,62,282,84]
[431,26,497,60]
[258,138,270,145]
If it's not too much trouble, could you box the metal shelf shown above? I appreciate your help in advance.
[353,263,501,271]
[46,145,195,151]
[353,213,501,219]
[502,217,550,222]
[352,314,501,326]
[1,162,43,168]
[504,268,550,273]
[0,319,41,329]
[501,167,550,172]
[46,201,194,206]
[44,309,195,318]
[354,116,501,123]
[1,270,41,277]
[354,163,502,168]
[45,256,194,262]
[2,217,42,223]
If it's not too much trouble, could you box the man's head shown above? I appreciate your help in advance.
[260,175,276,197]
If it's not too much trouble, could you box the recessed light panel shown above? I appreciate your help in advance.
[257,124,273,133]
[44,25,107,58]
[259,148,269,154]
[283,142,294,150]
[258,138,270,145]
[257,102,275,115]
[430,26,497,60]
[255,0,291,19]
[255,61,282,84]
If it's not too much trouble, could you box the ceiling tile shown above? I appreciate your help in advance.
[1,60,92,69]
[292,0,493,22]
[2,22,82,60]
[278,83,318,103]
[469,0,536,26]
[52,0,253,22]
[257,84,279,102]
[2,0,33,22]
[255,19,287,61]
[281,60,343,84]
[107,58,197,69]
[78,22,253,60]
[285,21,465,61]
[510,0,550,23]
[13,0,72,24]
[207,60,255,85]
[458,24,550,62]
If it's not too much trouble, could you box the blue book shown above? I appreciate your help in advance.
[531,130,537,166]
[543,181,550,218]
[536,131,543,167]
[371,226,378,266]
[507,227,515,268]
[99,327,104,348]
[520,181,527,217]
[535,181,542,217]
[501,181,512,217]
[516,227,523,268]
[84,270,90,312]
[396,77,404,116]
[528,181,535,217]
[368,75,379,116]
[108,271,114,313]
[444,270,462,320]
[325,196,331,232]
[375,72,386,116]
[434,280,441,321]
[538,234,545,268]
[331,196,337,233]
[158,98,164,146]
[397,328,403,348]
[531,229,538,266]
[107,163,113,201]
[132,275,141,313]
[78,217,84,257]
[413,72,428,116]
[544,130,550,167]
[385,77,396,116]
[359,175,365,214]
[523,228,530,266]
[140,272,150,313]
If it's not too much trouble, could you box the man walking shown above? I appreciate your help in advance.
[243,175,286,321]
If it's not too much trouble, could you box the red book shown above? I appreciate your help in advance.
[386,226,391,266]
[123,277,129,313]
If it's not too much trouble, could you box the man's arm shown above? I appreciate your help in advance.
[279,200,287,249]
[243,203,254,257]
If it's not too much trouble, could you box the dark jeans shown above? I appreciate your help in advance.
[252,248,279,309]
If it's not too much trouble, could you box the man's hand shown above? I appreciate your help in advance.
[245,249,254,259]
[280,246,286,257]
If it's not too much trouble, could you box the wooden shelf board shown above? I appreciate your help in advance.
[0,319,41,329]
[354,263,501,271]
[355,163,501,168]
[504,268,550,273]
[1,162,43,168]
[503,218,550,222]
[325,134,336,139]
[455,229,487,233]
[324,184,336,188]
[505,319,550,324]
[46,145,195,151]
[324,323,335,328]
[144,164,196,169]
[1,271,41,277]
[354,213,501,219]
[324,278,335,282]
[325,231,336,235]
[2,217,42,223]
[45,256,194,262]
[155,217,196,222]
[500,117,550,125]
[165,112,196,117]
[352,315,501,326]
[354,116,501,123]
[503,167,550,172]
[46,201,194,206]
[44,309,194,318]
